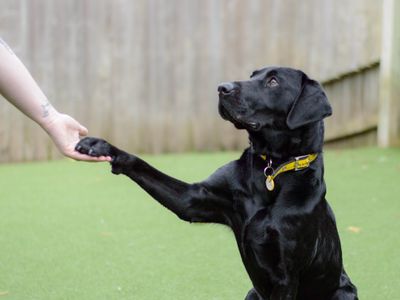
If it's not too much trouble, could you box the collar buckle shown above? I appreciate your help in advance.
[294,155,310,171]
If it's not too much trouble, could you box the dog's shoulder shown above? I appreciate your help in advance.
[202,148,251,190]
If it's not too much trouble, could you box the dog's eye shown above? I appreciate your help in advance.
[266,77,279,87]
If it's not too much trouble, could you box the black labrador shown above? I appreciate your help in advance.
[76,67,358,300]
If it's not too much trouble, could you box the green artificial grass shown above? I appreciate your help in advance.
[0,147,399,299]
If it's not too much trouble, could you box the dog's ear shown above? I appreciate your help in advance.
[286,74,332,130]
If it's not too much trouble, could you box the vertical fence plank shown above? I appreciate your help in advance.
[378,0,400,146]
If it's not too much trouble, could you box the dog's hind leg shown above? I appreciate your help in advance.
[245,288,263,300]
[330,271,358,300]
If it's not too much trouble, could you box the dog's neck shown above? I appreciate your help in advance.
[248,122,325,164]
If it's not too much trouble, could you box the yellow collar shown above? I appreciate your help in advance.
[260,153,318,191]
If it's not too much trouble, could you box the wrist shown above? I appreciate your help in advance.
[38,107,61,132]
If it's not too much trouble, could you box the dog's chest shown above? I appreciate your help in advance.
[232,186,275,244]
[238,207,284,296]
[231,189,286,288]
[241,204,280,253]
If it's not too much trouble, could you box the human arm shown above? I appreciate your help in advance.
[0,38,110,161]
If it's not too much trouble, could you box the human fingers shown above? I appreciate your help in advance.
[66,149,112,162]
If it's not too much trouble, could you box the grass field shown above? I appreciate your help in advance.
[0,147,399,300]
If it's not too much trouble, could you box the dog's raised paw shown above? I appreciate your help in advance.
[75,137,112,157]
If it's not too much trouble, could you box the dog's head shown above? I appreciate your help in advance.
[218,67,332,157]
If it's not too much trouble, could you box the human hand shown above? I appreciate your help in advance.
[43,113,112,162]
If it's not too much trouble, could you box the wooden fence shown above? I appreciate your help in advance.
[0,0,385,162]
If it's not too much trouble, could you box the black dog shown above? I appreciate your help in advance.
[76,67,358,299]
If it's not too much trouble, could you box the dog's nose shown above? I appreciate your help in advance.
[218,82,236,94]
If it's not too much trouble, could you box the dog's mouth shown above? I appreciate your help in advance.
[218,103,260,131]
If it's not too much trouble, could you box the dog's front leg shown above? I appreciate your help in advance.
[76,137,232,224]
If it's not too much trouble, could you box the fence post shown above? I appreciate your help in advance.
[378,0,400,147]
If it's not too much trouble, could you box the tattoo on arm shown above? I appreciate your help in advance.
[0,37,15,55]
[41,101,52,118]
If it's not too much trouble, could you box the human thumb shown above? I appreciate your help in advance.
[79,125,89,137]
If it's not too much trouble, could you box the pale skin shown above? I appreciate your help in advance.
[0,38,111,161]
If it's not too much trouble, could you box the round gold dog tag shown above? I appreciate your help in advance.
[265,175,275,191]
